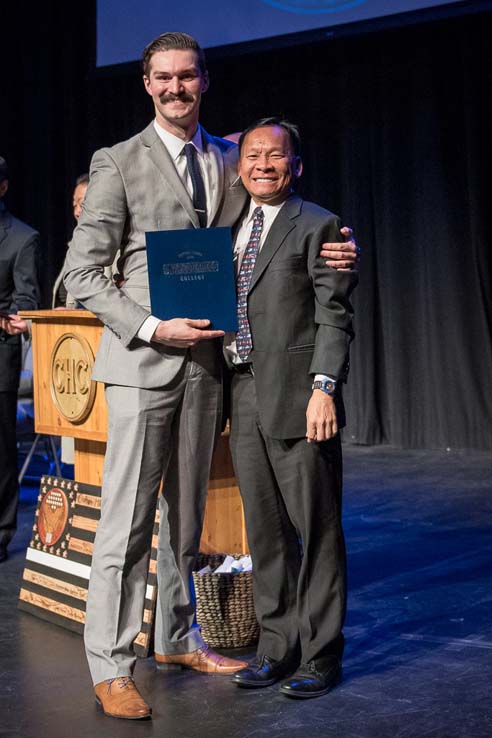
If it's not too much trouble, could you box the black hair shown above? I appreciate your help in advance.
[238,117,301,158]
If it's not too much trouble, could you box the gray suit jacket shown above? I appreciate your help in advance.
[246,194,358,439]
[0,206,40,391]
[64,123,247,388]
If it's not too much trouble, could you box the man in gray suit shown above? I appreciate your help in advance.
[227,118,357,699]
[64,32,250,720]
[64,34,357,720]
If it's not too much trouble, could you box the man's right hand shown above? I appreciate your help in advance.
[0,315,29,335]
[151,318,225,347]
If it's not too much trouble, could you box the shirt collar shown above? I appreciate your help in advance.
[245,197,285,223]
[153,120,204,161]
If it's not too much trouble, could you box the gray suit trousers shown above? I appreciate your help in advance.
[84,341,222,684]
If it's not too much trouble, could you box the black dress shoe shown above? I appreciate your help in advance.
[279,658,342,699]
[232,655,297,688]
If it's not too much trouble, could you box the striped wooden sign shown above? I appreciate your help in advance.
[18,476,158,657]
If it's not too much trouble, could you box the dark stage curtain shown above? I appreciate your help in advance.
[2,5,491,450]
[335,14,492,451]
[1,1,97,308]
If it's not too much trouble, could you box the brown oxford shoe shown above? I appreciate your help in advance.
[155,645,248,674]
[94,676,151,720]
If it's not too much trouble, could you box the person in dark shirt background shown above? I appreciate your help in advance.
[0,156,40,563]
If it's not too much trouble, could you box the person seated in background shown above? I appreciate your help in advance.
[226,118,358,699]
[0,156,40,563]
[53,173,123,310]
[52,173,89,309]
[49,173,90,465]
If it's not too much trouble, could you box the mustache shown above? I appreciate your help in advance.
[160,92,194,104]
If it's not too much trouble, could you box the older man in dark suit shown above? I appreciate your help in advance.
[227,118,358,699]
[0,156,40,563]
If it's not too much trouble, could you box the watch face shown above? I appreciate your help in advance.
[313,379,336,394]
[323,380,335,393]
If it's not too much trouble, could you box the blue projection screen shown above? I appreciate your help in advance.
[97,0,467,68]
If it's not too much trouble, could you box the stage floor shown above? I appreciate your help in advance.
[1,445,491,738]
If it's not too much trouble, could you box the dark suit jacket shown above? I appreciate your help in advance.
[247,194,358,439]
[0,205,40,391]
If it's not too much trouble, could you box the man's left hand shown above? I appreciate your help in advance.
[0,315,29,335]
[321,226,359,270]
[306,391,338,443]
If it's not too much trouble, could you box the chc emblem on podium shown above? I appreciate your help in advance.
[50,333,96,423]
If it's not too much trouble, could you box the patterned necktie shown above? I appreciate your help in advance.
[184,143,207,227]
[236,207,264,361]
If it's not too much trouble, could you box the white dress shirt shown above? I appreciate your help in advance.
[223,198,333,385]
[138,121,216,343]
[223,199,285,366]
[152,120,213,208]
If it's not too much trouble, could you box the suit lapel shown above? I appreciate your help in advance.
[202,129,224,227]
[248,194,302,293]
[140,123,199,227]
[0,208,11,248]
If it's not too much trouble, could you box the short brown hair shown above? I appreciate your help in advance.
[142,32,207,77]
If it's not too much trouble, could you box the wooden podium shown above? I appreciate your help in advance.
[21,309,248,554]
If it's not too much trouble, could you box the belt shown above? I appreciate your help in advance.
[233,362,254,376]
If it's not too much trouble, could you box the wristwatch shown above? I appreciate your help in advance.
[311,377,337,395]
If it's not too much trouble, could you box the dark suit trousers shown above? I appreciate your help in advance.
[230,372,346,665]
[0,391,18,549]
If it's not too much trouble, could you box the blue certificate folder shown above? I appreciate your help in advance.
[146,227,238,332]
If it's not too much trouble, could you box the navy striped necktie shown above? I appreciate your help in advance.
[236,207,264,361]
[184,143,207,228]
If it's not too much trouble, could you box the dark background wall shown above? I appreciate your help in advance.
[1,1,491,450]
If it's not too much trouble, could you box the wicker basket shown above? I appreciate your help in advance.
[193,553,259,649]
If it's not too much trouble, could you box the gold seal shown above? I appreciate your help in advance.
[50,333,96,423]
[38,487,69,547]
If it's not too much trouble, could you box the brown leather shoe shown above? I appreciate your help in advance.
[155,646,248,674]
[94,677,151,720]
